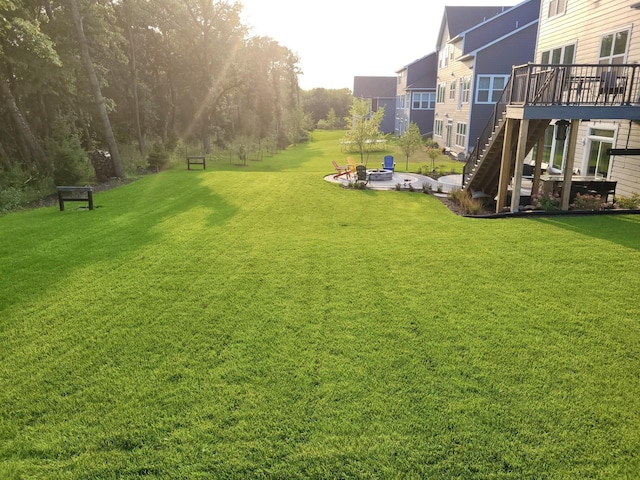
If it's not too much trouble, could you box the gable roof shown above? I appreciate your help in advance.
[399,52,438,90]
[353,76,396,98]
[436,5,511,49]
[457,0,540,56]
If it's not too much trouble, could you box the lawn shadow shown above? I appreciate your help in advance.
[532,214,640,251]
[0,172,237,314]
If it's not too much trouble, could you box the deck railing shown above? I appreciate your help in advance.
[463,63,640,189]
[509,63,640,106]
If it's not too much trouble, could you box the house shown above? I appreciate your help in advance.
[352,76,397,134]
[462,0,640,212]
[432,1,541,160]
[395,52,438,137]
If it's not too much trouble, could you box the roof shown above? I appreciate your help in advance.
[352,76,397,98]
[437,5,511,49]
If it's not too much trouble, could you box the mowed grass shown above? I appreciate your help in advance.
[1,131,640,478]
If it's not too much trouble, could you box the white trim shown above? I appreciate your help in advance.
[598,26,633,64]
[475,75,509,104]
[581,122,619,179]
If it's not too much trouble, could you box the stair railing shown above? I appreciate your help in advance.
[463,74,513,187]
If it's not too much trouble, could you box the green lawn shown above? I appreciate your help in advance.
[1,130,640,479]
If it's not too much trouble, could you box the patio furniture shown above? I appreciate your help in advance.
[597,70,627,104]
[332,160,350,178]
[587,180,617,203]
[382,155,396,172]
[355,165,369,185]
[347,156,358,175]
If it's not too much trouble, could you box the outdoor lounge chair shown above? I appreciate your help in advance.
[347,156,359,175]
[332,160,350,178]
[597,70,627,104]
[382,155,396,172]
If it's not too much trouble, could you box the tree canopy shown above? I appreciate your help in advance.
[0,0,306,185]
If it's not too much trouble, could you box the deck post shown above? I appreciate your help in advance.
[532,134,545,196]
[560,119,580,210]
[496,118,517,212]
[510,119,530,213]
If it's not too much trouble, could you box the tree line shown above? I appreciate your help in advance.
[0,0,310,190]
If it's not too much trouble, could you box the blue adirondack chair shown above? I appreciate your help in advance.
[382,155,396,172]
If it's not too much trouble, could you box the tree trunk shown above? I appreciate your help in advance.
[69,0,125,178]
[0,71,50,172]
[124,0,145,155]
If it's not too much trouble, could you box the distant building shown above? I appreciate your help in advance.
[395,52,438,137]
[352,76,397,134]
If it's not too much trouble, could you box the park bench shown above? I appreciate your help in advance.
[56,186,94,211]
[187,156,206,170]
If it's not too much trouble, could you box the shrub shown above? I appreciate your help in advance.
[447,188,485,215]
[349,180,367,190]
[53,136,89,185]
[0,186,24,213]
[147,142,169,171]
[422,182,432,194]
[571,193,604,211]
[459,195,485,215]
[615,193,640,209]
[425,138,439,149]
[532,192,561,211]
[447,188,467,205]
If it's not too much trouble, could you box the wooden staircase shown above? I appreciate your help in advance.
[462,117,550,199]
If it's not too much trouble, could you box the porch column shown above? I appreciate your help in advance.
[510,119,530,213]
[532,135,544,196]
[496,118,517,213]
[560,119,580,211]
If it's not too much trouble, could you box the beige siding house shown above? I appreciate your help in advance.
[463,1,640,212]
[534,0,640,197]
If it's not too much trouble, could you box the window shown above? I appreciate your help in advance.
[434,119,443,137]
[439,44,453,68]
[584,128,615,178]
[396,95,405,110]
[599,29,629,65]
[540,43,575,65]
[548,0,566,18]
[449,81,456,100]
[412,92,435,110]
[436,83,446,103]
[460,77,471,104]
[476,75,508,103]
[455,123,467,147]
[537,122,570,173]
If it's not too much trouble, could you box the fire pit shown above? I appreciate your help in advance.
[366,169,393,181]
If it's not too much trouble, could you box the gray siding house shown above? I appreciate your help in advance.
[433,0,540,158]
[395,52,438,137]
[352,76,397,134]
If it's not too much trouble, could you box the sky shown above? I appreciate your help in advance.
[239,0,522,91]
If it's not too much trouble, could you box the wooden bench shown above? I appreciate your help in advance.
[56,186,94,211]
[187,156,206,170]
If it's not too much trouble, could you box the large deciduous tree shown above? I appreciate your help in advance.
[68,0,124,178]
[0,0,59,172]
